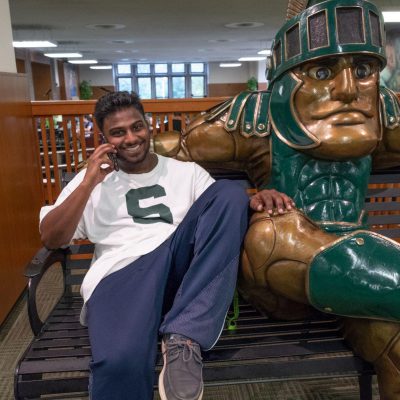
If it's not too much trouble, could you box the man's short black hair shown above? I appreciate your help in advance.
[94,91,145,132]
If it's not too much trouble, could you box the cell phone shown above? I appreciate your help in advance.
[101,135,119,171]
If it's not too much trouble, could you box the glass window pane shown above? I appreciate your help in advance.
[191,76,204,97]
[155,64,168,74]
[117,64,131,74]
[172,77,185,98]
[137,64,151,74]
[118,77,132,92]
[172,63,185,73]
[138,77,152,99]
[155,77,169,98]
[190,63,204,73]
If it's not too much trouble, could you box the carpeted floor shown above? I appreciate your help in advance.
[0,264,380,400]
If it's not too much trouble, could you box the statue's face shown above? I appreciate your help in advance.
[292,55,381,159]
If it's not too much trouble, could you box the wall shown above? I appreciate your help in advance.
[79,66,115,99]
[0,72,43,324]
[0,0,16,73]
[78,61,267,98]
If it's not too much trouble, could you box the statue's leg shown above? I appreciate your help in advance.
[241,211,400,321]
[344,318,400,400]
[239,210,335,319]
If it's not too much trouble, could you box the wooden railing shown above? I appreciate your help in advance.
[31,98,227,204]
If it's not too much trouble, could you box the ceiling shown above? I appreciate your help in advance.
[9,0,400,65]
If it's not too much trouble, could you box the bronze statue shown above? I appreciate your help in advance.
[154,0,400,397]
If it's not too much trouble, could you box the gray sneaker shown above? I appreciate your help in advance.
[159,333,204,400]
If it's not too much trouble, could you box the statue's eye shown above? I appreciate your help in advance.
[355,63,372,79]
[308,67,332,80]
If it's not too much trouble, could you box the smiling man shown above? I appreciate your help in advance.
[39,91,293,400]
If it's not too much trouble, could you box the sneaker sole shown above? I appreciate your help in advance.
[158,340,204,400]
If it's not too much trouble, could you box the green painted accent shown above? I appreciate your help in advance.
[204,99,232,122]
[125,185,173,224]
[242,93,258,134]
[309,231,400,321]
[308,0,324,5]
[218,91,271,137]
[380,86,400,128]
[225,91,252,130]
[255,91,271,134]
[270,0,386,84]
[270,134,371,232]
[270,73,315,147]
[226,290,240,330]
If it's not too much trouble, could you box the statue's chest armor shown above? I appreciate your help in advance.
[270,135,371,233]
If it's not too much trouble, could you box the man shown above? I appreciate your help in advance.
[39,91,293,400]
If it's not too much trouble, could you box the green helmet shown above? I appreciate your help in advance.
[268,0,387,148]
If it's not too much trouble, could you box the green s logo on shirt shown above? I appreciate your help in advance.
[125,185,173,224]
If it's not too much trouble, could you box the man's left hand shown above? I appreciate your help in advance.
[250,189,295,214]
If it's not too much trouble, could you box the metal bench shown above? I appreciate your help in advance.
[14,171,400,399]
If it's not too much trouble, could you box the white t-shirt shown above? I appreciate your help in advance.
[40,156,215,324]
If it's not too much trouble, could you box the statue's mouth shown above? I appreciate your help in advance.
[328,111,367,126]
[311,104,373,121]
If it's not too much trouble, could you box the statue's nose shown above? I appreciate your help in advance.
[331,68,357,103]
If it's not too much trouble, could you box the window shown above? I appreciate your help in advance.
[114,63,208,98]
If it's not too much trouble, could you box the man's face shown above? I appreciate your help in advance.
[103,107,155,174]
[292,55,381,159]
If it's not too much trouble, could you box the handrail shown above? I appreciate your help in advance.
[31,98,228,115]
[32,97,228,204]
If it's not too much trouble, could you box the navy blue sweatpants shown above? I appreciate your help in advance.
[86,180,249,399]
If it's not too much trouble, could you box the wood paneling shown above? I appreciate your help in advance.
[208,83,247,97]
[92,86,115,99]
[16,59,26,74]
[32,62,52,100]
[0,72,43,324]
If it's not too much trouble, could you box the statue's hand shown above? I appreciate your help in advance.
[250,189,295,214]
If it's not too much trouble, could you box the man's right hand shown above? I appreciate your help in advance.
[83,143,117,187]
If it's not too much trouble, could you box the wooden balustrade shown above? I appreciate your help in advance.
[31,98,227,204]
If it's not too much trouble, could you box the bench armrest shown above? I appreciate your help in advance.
[25,247,69,335]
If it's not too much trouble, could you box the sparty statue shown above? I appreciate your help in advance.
[154,0,400,397]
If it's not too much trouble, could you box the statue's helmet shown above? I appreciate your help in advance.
[268,0,387,149]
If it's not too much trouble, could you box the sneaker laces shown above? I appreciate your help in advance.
[164,337,203,364]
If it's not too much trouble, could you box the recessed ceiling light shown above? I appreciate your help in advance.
[90,65,112,70]
[208,39,234,43]
[68,59,98,64]
[257,49,271,55]
[382,12,400,22]
[85,24,125,30]
[44,53,82,58]
[224,22,264,29]
[13,41,57,48]
[220,63,242,68]
[238,56,267,61]
[109,39,134,44]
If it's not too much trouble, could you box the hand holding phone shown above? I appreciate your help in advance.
[101,135,119,171]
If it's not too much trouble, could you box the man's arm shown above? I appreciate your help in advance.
[40,143,116,249]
